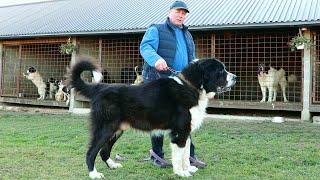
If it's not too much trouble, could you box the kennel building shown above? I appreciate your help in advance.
[0,0,319,120]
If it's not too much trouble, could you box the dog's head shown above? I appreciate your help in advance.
[27,66,37,74]
[184,58,237,95]
[57,80,64,89]
[258,64,274,75]
[258,64,268,75]
[48,77,56,84]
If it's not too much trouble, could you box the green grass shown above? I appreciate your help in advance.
[1,111,320,179]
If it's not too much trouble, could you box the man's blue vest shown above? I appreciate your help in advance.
[142,18,195,81]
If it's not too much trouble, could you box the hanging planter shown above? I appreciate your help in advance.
[59,37,77,55]
[288,29,313,51]
[296,44,304,50]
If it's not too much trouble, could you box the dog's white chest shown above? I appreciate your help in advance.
[189,91,208,132]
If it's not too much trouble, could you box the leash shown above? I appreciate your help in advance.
[154,67,197,90]
[167,67,180,76]
[155,67,180,79]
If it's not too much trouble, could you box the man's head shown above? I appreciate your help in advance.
[168,1,189,27]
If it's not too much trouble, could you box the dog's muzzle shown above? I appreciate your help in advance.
[217,74,237,93]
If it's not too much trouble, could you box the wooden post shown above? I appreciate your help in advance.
[68,37,77,112]
[301,29,313,121]
[0,43,3,96]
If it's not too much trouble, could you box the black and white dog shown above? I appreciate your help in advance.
[55,80,71,105]
[47,78,59,99]
[67,56,237,179]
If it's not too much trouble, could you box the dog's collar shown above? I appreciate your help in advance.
[177,74,198,90]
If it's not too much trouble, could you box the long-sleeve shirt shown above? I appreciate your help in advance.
[140,25,194,72]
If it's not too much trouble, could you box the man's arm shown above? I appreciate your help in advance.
[140,26,162,67]
[140,26,169,71]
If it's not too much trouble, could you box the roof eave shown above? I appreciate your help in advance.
[1,21,320,40]
[189,21,320,31]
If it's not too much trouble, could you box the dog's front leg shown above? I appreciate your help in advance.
[171,142,191,177]
[37,90,45,100]
[260,86,267,102]
[267,86,273,102]
[280,86,288,102]
[272,88,277,102]
[182,137,198,173]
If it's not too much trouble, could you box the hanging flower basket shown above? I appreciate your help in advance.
[59,37,77,55]
[296,44,304,50]
[288,29,313,51]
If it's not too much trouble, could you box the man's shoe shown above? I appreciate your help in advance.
[149,149,171,168]
[190,156,207,168]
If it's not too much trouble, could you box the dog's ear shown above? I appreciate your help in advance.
[258,64,264,70]
[28,66,37,73]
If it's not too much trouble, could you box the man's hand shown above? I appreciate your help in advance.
[155,58,168,71]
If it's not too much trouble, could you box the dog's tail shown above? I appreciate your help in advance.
[134,66,140,76]
[66,56,103,99]
[288,74,297,83]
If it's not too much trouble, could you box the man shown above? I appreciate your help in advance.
[140,1,206,168]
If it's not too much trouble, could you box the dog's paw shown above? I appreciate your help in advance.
[106,158,123,169]
[109,162,122,169]
[188,165,198,173]
[175,170,192,177]
[89,171,105,179]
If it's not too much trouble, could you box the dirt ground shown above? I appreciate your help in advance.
[0,103,69,114]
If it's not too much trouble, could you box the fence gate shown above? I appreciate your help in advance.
[1,45,20,97]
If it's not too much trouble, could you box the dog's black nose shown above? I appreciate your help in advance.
[232,75,237,81]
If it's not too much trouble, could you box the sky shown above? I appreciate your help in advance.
[0,0,51,7]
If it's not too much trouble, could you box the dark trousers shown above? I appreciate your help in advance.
[151,134,195,158]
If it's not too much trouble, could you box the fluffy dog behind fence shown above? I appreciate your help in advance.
[47,78,59,99]
[23,66,46,100]
[55,80,70,105]
[258,64,297,102]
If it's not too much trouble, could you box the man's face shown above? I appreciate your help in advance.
[168,9,187,27]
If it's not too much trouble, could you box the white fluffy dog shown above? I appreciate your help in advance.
[23,67,46,100]
[258,64,297,102]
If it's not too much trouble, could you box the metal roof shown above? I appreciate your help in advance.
[0,0,320,38]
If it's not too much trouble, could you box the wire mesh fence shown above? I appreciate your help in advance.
[1,29,318,109]
[313,31,320,104]
[194,30,302,104]
[1,40,71,105]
